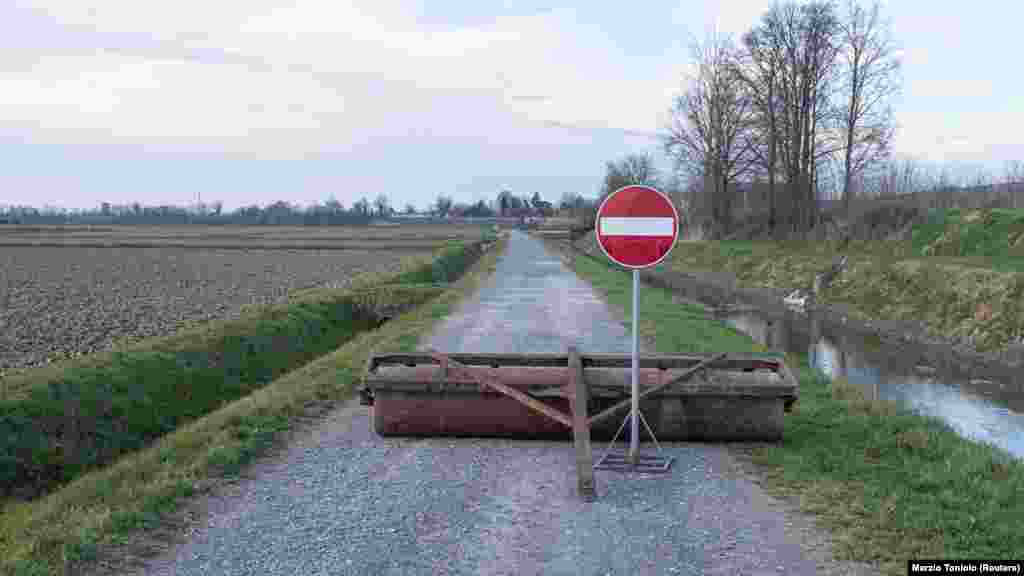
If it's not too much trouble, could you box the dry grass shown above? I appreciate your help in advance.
[666,238,1024,352]
[828,257,1024,350]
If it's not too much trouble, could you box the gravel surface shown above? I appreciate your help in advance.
[422,229,642,355]
[133,231,878,576]
[0,247,423,371]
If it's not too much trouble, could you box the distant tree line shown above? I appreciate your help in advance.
[432,190,588,219]
[0,197,381,226]
[0,189,595,226]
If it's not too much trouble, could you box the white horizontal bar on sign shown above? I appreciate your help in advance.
[599,217,675,237]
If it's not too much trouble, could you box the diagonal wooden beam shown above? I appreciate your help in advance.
[530,386,570,398]
[428,351,573,428]
[587,353,727,427]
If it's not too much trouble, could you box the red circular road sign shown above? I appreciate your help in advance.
[595,185,679,269]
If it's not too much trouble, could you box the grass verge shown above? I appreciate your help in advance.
[912,208,1024,264]
[0,233,507,576]
[567,246,1024,576]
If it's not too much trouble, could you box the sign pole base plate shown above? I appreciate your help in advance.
[592,410,674,473]
[594,449,673,473]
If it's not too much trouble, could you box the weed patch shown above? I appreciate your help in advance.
[914,208,1024,263]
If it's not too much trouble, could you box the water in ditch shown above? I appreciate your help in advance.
[719,307,1024,459]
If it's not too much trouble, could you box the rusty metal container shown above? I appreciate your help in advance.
[360,352,798,441]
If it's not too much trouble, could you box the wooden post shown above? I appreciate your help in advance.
[569,347,596,501]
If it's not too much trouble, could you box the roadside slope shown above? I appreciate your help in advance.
[574,217,1024,361]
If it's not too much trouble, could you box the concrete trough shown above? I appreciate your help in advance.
[361,352,799,441]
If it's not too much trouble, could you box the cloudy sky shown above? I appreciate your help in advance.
[3,1,1022,212]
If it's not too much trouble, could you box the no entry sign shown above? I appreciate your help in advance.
[591,184,681,472]
[595,185,679,269]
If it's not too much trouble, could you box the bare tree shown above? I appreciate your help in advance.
[594,153,662,227]
[749,1,842,236]
[580,154,662,230]
[373,194,391,218]
[353,197,371,217]
[1005,160,1024,210]
[496,189,511,216]
[324,196,343,214]
[837,0,900,218]
[601,153,660,198]
[864,156,931,207]
[933,163,957,209]
[664,30,758,237]
[434,195,453,218]
[660,172,687,212]
[558,192,576,211]
[738,13,787,234]
[404,203,416,215]
[620,153,661,187]
[558,192,588,219]
[496,189,533,217]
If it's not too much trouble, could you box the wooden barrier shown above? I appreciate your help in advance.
[362,352,799,443]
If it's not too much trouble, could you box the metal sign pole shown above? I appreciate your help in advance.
[592,184,678,475]
[629,268,640,466]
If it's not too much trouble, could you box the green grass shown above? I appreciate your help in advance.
[569,249,1024,576]
[0,235,508,576]
[909,208,1024,272]
[572,253,764,355]
[392,241,482,285]
[0,243,481,506]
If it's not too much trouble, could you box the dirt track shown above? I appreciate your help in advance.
[133,231,877,575]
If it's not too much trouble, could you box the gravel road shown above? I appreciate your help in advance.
[421,229,641,355]
[134,231,877,576]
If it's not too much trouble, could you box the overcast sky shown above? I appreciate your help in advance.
[3,1,1023,212]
